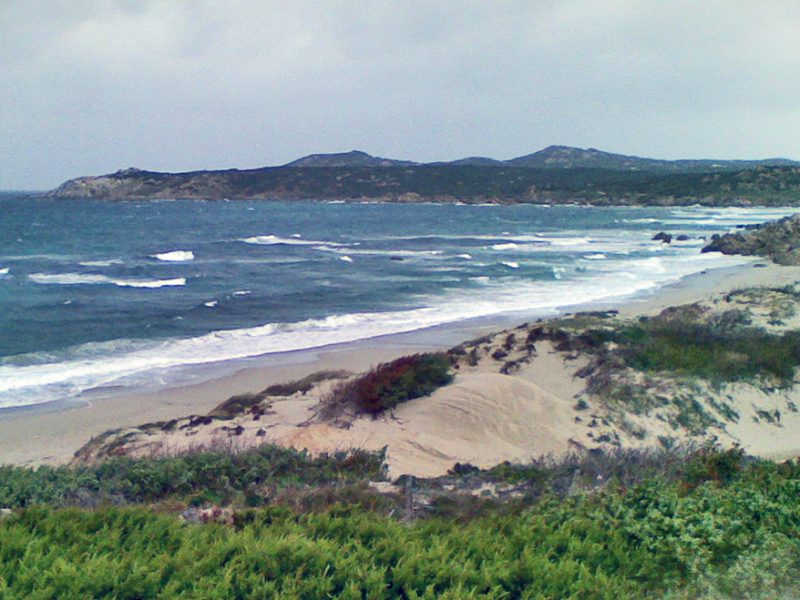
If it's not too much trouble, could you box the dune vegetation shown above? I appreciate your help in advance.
[1,443,800,598]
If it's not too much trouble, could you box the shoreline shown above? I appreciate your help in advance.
[2,260,799,467]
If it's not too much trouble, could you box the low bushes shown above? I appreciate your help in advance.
[209,370,350,418]
[0,444,385,509]
[616,318,800,384]
[2,454,800,598]
[322,353,453,417]
[540,306,800,386]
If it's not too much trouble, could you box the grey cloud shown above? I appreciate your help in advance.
[2,0,800,189]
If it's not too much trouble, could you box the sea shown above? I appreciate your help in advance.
[0,195,795,411]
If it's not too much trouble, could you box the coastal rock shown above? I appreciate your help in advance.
[702,213,800,264]
[652,232,673,243]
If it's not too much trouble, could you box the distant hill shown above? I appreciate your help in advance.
[282,146,799,173]
[284,150,417,168]
[47,146,800,206]
[503,145,798,173]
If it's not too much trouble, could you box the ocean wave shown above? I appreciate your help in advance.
[240,234,346,247]
[536,236,592,246]
[490,238,640,254]
[313,245,444,258]
[29,273,186,288]
[78,259,124,267]
[1,250,756,410]
[501,261,519,269]
[664,207,797,227]
[151,250,195,262]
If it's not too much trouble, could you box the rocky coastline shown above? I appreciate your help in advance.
[45,146,800,205]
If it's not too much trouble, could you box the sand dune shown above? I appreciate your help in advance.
[275,374,581,477]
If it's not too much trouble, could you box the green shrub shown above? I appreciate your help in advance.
[685,443,746,486]
[2,455,800,598]
[613,317,800,384]
[0,444,385,508]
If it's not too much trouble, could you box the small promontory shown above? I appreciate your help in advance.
[702,213,800,264]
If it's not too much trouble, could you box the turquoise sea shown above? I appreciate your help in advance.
[0,196,793,410]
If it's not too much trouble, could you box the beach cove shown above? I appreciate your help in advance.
[4,258,800,472]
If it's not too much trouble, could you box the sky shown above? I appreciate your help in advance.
[2,1,800,190]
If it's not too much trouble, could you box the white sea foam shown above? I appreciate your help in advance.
[455,254,473,259]
[29,273,186,288]
[30,273,112,285]
[663,207,797,227]
[492,243,519,251]
[538,236,592,246]
[204,300,218,308]
[501,261,519,269]
[339,255,354,263]
[233,290,251,296]
[152,250,194,262]
[0,267,8,275]
[487,233,648,254]
[240,234,345,247]
[327,247,443,259]
[113,277,186,289]
[584,254,607,260]
[78,259,123,267]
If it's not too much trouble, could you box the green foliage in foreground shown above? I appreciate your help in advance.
[1,454,800,598]
[0,463,800,598]
[0,445,384,509]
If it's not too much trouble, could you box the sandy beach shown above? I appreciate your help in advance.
[3,260,800,470]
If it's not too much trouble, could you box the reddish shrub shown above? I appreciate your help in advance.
[324,353,453,417]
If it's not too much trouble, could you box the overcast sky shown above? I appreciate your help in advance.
[2,1,800,189]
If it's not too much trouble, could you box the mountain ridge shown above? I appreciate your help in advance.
[281,145,796,172]
[47,145,800,206]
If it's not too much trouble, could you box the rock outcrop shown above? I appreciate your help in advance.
[702,213,800,264]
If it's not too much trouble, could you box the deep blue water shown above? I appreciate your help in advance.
[0,196,793,409]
